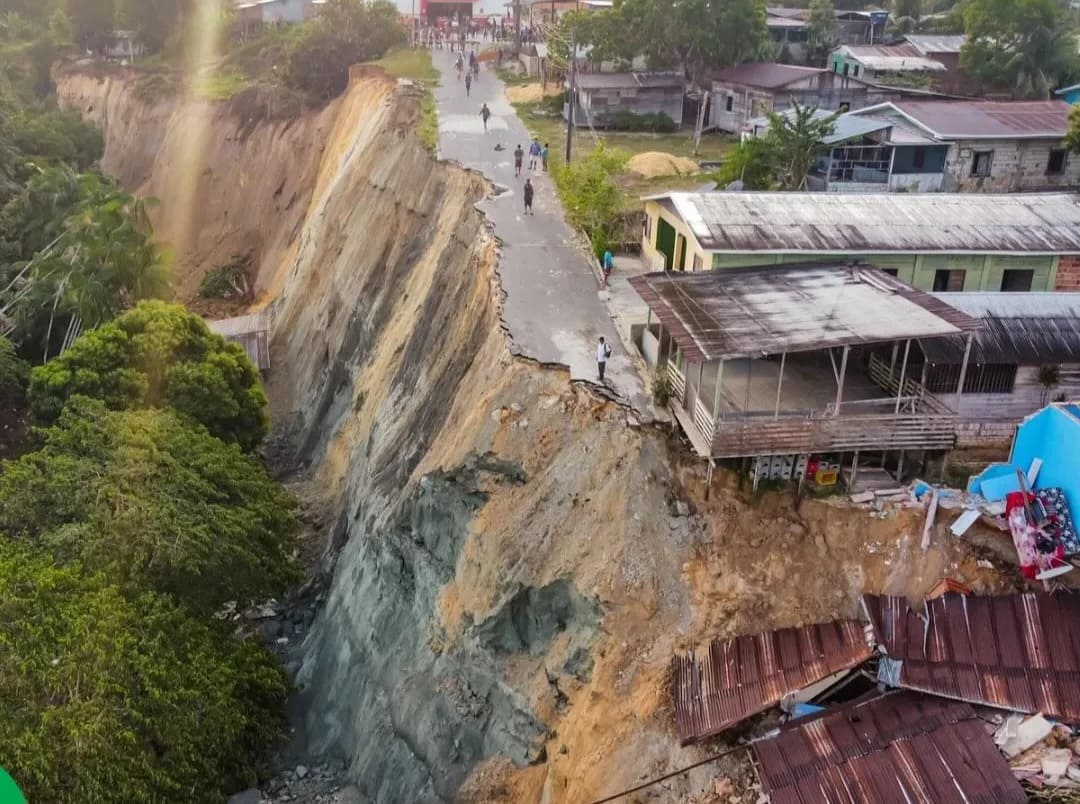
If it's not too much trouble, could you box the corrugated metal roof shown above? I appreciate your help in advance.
[922,293,1080,364]
[839,43,947,72]
[671,619,874,745]
[641,191,1080,255]
[905,34,966,54]
[864,592,1080,724]
[710,63,829,90]
[751,691,1028,804]
[891,99,1072,139]
[747,108,893,144]
[574,72,683,90]
[628,264,977,363]
[206,312,271,371]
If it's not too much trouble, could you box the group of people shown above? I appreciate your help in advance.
[456,51,480,95]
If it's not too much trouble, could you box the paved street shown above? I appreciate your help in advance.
[431,51,650,412]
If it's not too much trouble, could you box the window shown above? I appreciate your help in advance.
[643,214,652,242]
[926,363,1017,394]
[1048,149,1067,175]
[971,150,993,178]
[1000,269,1034,292]
[933,269,965,292]
[842,63,850,76]
[725,95,733,112]
[881,268,899,277]
[838,101,851,112]
[912,147,926,170]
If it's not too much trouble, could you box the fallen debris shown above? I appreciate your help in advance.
[996,714,1054,759]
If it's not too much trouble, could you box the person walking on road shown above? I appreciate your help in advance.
[513,144,524,177]
[480,103,491,131]
[541,142,549,171]
[602,248,614,287]
[523,179,534,214]
[597,336,612,382]
[465,71,472,95]
[455,53,463,79]
[528,139,541,170]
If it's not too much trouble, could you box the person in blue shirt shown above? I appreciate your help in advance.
[528,139,541,170]
[602,249,614,286]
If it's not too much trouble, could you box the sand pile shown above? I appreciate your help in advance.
[505,83,563,104]
[627,151,700,178]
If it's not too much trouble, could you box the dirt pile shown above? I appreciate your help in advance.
[62,64,1026,803]
[628,150,701,178]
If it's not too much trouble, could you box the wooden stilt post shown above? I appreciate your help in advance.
[897,449,905,481]
[894,339,911,414]
[955,332,974,397]
[834,346,850,415]
[850,450,859,491]
[774,352,786,419]
[888,341,899,380]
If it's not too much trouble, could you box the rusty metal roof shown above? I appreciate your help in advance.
[864,592,1080,724]
[641,191,1080,255]
[709,63,828,90]
[751,691,1027,804]
[672,619,873,745]
[922,293,1080,364]
[838,43,948,72]
[627,263,979,363]
[889,99,1073,139]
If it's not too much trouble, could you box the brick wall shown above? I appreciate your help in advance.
[1056,255,1080,291]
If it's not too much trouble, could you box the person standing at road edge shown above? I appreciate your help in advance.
[602,249,614,287]
[597,336,612,381]
[541,142,549,171]
[523,179,534,214]
[528,139,541,170]
[513,144,524,177]
[481,103,491,131]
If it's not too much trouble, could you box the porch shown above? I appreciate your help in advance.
[629,263,980,459]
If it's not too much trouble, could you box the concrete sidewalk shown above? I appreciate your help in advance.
[431,51,650,413]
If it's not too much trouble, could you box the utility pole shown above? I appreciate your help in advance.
[514,0,522,53]
[565,25,576,163]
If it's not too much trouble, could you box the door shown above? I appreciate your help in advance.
[656,217,677,270]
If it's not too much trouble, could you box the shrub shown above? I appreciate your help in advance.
[609,110,677,133]
[0,337,28,405]
[29,301,268,451]
[199,255,252,299]
[0,541,288,803]
[0,400,299,612]
[651,367,672,406]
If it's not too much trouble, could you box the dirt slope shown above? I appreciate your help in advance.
[56,64,1021,803]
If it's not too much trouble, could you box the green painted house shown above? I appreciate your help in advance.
[641,191,1080,293]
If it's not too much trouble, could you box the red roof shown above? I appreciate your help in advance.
[891,99,1072,139]
[752,692,1027,804]
[671,619,872,745]
[864,592,1080,723]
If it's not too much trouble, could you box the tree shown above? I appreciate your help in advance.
[553,144,629,257]
[0,167,164,357]
[714,136,776,190]
[892,0,921,33]
[764,101,838,190]
[64,0,113,52]
[1067,106,1080,154]
[0,399,299,611]
[806,0,839,66]
[0,541,288,802]
[115,0,183,52]
[960,0,1079,98]
[0,335,27,404]
[47,7,73,46]
[29,301,269,450]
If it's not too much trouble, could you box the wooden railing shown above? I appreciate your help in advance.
[707,412,957,458]
[668,362,686,401]
[868,353,954,415]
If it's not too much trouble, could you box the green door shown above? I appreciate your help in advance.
[656,217,676,270]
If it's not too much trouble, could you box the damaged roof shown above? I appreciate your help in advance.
[671,619,872,745]
[863,592,1080,724]
[641,191,1080,255]
[922,293,1080,365]
[628,264,979,363]
[751,691,1027,804]
[206,312,271,371]
[573,72,683,90]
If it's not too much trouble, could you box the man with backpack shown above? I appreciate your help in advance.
[597,336,612,381]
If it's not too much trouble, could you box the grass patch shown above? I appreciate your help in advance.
[494,64,534,86]
[369,48,440,154]
[193,68,250,101]
[373,47,439,82]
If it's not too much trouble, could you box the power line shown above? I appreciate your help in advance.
[590,743,751,804]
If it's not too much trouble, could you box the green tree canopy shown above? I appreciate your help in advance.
[64,0,113,52]
[806,0,839,66]
[115,0,184,51]
[960,0,1079,98]
[0,399,298,611]
[29,301,268,450]
[0,541,288,803]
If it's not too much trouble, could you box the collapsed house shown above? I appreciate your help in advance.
[671,590,1080,801]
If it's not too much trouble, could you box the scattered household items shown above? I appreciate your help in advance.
[926,577,971,598]
[671,619,873,745]
[751,692,1027,804]
[863,592,1080,724]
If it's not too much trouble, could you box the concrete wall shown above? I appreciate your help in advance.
[1010,405,1080,517]
[942,139,1080,192]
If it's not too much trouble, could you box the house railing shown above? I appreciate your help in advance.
[868,353,954,415]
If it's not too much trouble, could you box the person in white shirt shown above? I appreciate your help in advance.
[597,336,612,381]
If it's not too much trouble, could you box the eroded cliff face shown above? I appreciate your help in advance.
[57,66,1018,803]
